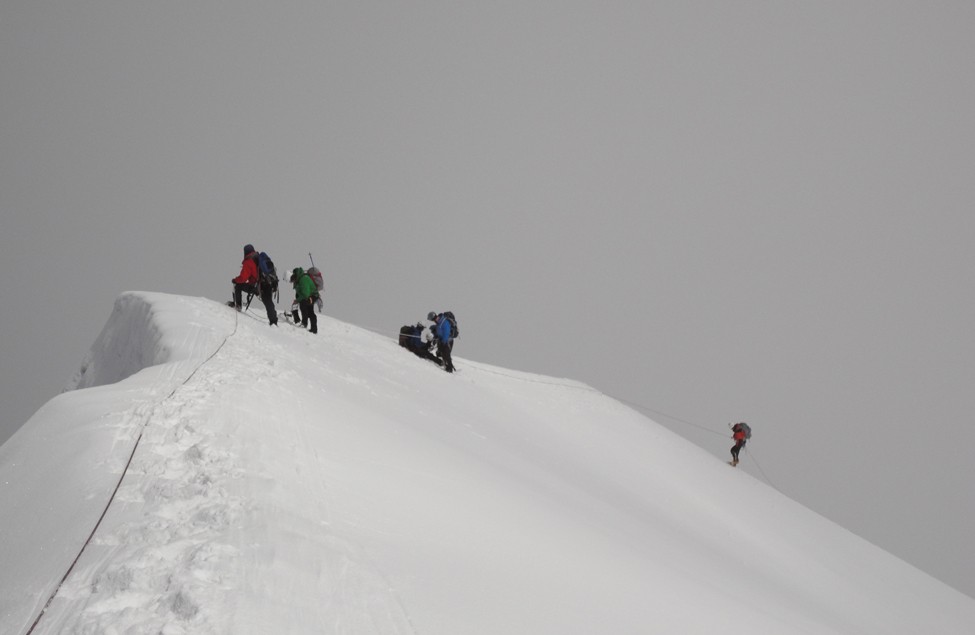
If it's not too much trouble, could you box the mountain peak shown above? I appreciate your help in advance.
[2,292,973,634]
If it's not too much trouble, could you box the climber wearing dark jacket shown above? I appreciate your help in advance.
[428,311,455,373]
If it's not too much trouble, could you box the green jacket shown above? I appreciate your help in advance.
[292,267,318,302]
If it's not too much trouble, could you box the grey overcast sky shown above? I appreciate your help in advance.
[2,1,973,598]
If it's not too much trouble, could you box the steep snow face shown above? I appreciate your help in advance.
[66,292,231,390]
[1,292,973,634]
[0,293,237,635]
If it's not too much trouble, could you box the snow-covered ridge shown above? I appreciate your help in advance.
[1,293,237,635]
[2,292,974,634]
[67,291,233,391]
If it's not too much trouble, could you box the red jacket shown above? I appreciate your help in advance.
[233,254,259,285]
[733,430,746,442]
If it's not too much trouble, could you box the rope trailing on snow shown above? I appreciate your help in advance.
[361,323,729,432]
[609,397,729,438]
[462,359,782,492]
[336,322,782,489]
[24,309,240,635]
[741,446,781,493]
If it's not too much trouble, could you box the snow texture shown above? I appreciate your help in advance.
[1,291,973,634]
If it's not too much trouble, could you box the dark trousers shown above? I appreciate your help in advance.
[233,283,254,309]
[259,286,277,325]
[235,283,277,325]
[731,440,746,462]
[299,299,317,333]
[410,346,442,365]
[436,338,454,372]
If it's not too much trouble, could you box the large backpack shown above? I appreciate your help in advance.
[398,323,424,350]
[442,311,459,339]
[257,252,279,294]
[307,266,325,297]
[733,422,752,439]
[398,324,415,348]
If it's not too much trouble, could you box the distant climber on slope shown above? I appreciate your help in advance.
[231,244,277,325]
[289,267,318,334]
[729,422,751,467]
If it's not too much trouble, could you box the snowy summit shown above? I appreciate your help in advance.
[1,292,973,634]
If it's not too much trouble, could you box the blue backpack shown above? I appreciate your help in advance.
[442,311,459,338]
[256,252,278,293]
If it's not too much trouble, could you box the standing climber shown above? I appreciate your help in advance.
[231,244,277,325]
[428,311,457,373]
[289,267,318,334]
[730,422,751,467]
[254,250,280,326]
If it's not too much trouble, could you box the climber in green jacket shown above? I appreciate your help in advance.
[289,267,319,334]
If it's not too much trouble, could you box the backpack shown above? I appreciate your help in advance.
[399,323,425,350]
[398,324,415,348]
[733,422,752,439]
[307,266,325,297]
[442,311,459,339]
[256,252,278,293]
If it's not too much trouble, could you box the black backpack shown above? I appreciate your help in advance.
[442,311,459,338]
[398,324,416,348]
[399,323,426,350]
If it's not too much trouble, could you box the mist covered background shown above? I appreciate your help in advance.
[2,2,973,598]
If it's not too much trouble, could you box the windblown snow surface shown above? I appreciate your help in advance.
[1,292,973,634]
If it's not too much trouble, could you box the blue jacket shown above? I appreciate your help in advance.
[433,315,452,342]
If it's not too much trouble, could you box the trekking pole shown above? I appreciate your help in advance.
[309,252,316,268]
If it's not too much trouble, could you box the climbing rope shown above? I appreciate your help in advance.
[304,321,783,491]
[610,397,729,438]
[455,353,784,491]
[24,309,239,635]
[741,446,780,492]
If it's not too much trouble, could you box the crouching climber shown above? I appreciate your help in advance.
[399,322,442,366]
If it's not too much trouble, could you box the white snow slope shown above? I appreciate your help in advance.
[1,292,973,635]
